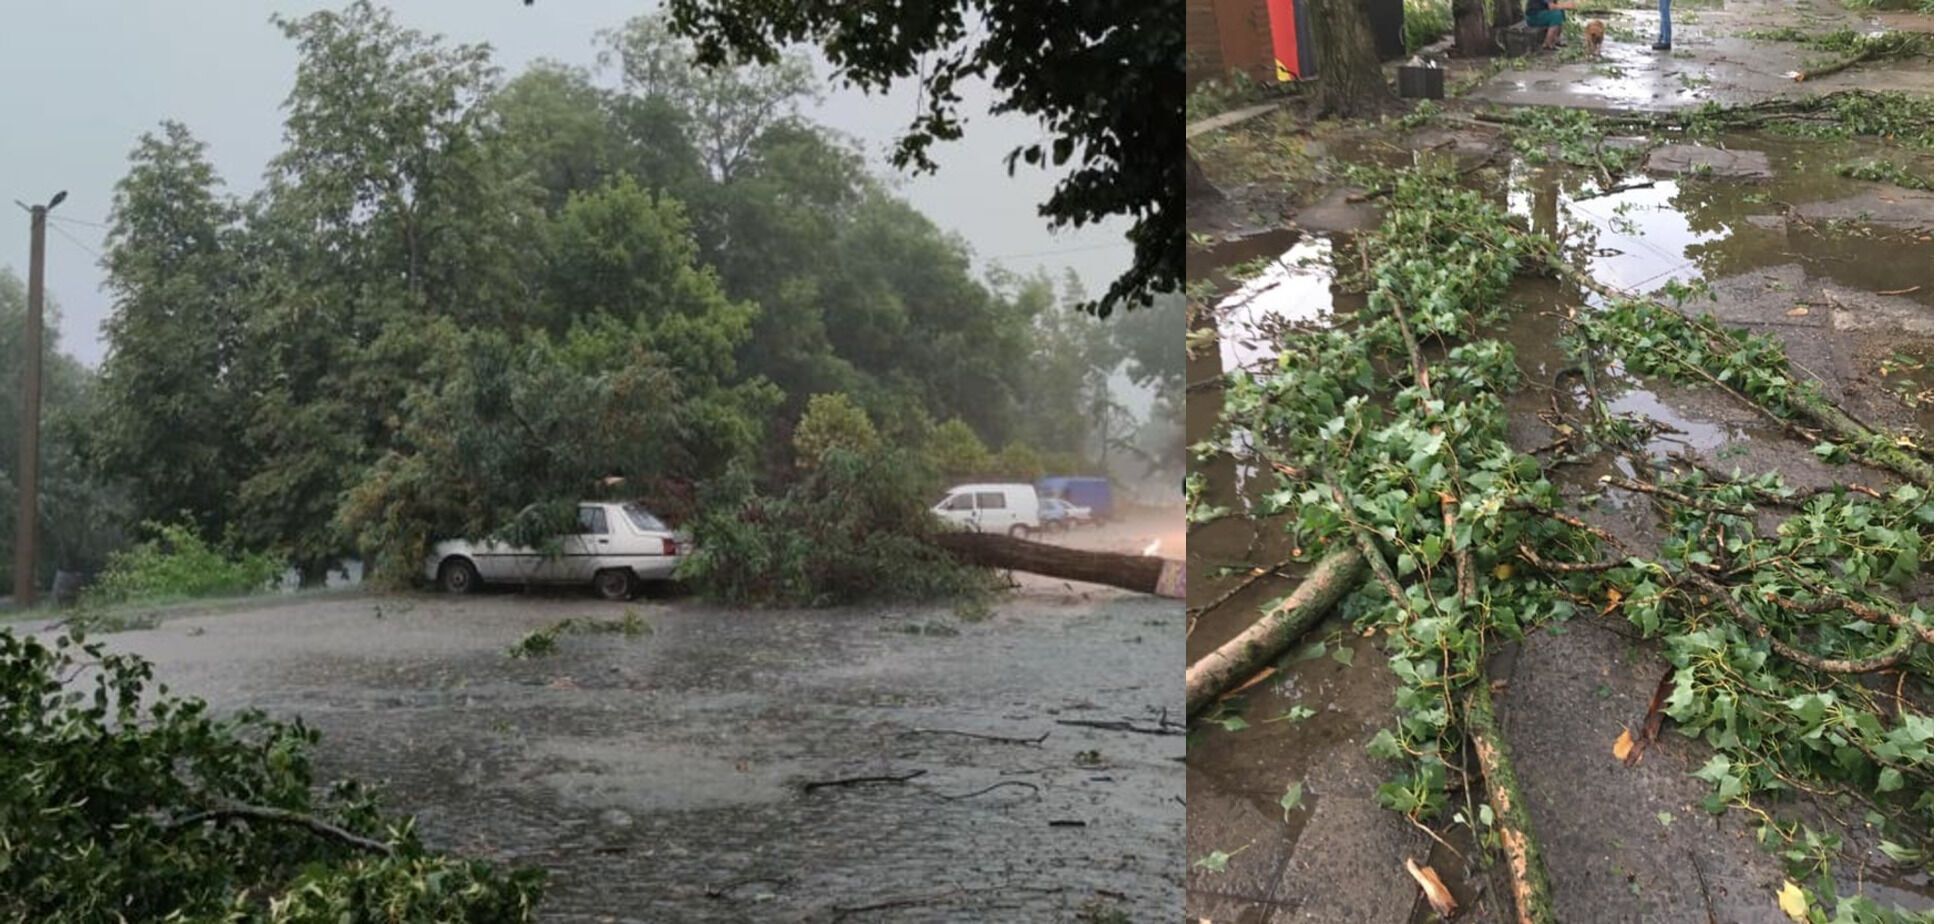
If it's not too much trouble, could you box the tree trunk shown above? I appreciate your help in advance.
[1453,0,1495,57]
[1186,547,1365,716]
[1492,0,1523,30]
[1313,0,1393,116]
[1188,153,1223,201]
[931,532,1173,596]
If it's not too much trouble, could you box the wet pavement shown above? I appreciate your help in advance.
[1471,0,1933,113]
[1188,94,1932,921]
[58,525,1186,922]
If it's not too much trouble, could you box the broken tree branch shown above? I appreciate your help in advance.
[162,800,394,856]
[802,769,928,793]
[1465,684,1556,924]
[1186,546,1368,716]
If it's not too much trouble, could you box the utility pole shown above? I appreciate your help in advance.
[12,190,63,607]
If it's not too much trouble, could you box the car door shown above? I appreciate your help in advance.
[937,491,976,530]
[974,490,1008,533]
[562,505,613,582]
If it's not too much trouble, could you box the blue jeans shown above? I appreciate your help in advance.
[1658,0,1672,44]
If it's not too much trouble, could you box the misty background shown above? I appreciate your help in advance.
[0,1,1133,371]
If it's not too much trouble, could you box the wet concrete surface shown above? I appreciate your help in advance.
[60,529,1186,922]
[1471,0,1933,113]
[1188,102,1932,920]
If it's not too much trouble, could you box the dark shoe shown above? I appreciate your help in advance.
[1652,41,1671,50]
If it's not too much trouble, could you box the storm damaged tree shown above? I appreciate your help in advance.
[1313,0,1395,115]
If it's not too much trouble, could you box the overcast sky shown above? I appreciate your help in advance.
[0,2,1131,368]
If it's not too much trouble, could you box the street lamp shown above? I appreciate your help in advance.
[12,189,64,608]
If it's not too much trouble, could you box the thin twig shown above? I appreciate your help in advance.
[162,800,394,855]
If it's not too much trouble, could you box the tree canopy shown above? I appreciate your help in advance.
[62,2,1179,584]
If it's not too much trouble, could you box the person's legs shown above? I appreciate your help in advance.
[1655,0,1672,48]
[1545,25,1561,48]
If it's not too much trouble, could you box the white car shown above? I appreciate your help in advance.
[426,501,685,600]
[932,483,1041,538]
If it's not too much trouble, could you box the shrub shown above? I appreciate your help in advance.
[678,448,991,606]
[0,627,545,921]
[83,520,285,607]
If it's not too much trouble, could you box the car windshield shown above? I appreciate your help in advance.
[621,503,668,532]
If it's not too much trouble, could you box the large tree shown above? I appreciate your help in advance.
[1314,0,1394,115]
[240,0,536,582]
[1453,0,1494,57]
[643,0,1182,316]
[95,122,252,537]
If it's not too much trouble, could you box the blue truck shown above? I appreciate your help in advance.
[1036,476,1114,522]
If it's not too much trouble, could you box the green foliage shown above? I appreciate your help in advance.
[793,393,882,468]
[663,0,1182,315]
[1218,163,1933,916]
[1403,0,1454,54]
[1577,297,1917,469]
[1502,106,1645,176]
[923,418,996,477]
[95,122,253,540]
[0,272,124,592]
[0,627,544,921]
[678,448,990,606]
[88,1,1165,603]
[1835,158,1933,190]
[82,521,284,608]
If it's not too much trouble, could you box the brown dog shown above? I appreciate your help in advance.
[1585,19,1606,57]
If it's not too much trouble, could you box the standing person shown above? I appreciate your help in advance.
[1525,0,1576,52]
[1653,0,1672,50]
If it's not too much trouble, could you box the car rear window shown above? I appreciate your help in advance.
[622,503,668,532]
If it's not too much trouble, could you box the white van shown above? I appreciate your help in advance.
[932,483,1041,538]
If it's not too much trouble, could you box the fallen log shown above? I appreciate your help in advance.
[1186,546,1367,717]
[929,531,1176,596]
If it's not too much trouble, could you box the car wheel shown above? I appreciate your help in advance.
[438,557,481,594]
[1009,524,1030,540]
[595,568,637,601]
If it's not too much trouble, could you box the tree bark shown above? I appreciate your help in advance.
[1313,0,1393,116]
[1466,685,1556,924]
[930,532,1173,596]
[1453,0,1495,57]
[1186,546,1366,716]
[1492,0,1523,30]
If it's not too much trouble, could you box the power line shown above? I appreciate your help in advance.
[46,221,102,260]
[49,214,109,230]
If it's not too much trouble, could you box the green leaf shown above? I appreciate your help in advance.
[1276,705,1318,724]
[1293,641,1329,662]
[1878,840,1923,865]
[1194,847,1244,873]
[1367,728,1404,760]
[1279,781,1305,821]
[1876,767,1905,794]
[1332,646,1355,667]
[1656,811,1673,828]
[1219,715,1250,733]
